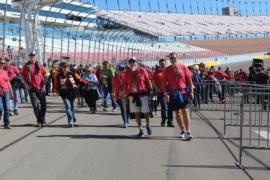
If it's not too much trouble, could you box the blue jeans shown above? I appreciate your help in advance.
[63,98,76,124]
[19,84,29,103]
[103,86,116,108]
[116,99,130,124]
[29,90,47,123]
[0,92,10,126]
[10,85,19,112]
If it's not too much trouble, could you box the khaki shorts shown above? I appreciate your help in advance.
[129,96,150,113]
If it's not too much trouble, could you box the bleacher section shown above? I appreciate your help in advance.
[97,10,270,38]
[2,33,221,64]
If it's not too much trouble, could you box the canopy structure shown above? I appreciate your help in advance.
[0,0,225,66]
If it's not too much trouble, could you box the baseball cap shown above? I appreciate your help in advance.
[116,64,125,71]
[128,57,136,63]
[29,51,36,56]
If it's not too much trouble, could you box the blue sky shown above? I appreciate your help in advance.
[83,0,269,16]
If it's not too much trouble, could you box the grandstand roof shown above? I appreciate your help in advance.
[97,10,270,38]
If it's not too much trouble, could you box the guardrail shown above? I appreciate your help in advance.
[191,81,270,168]
[236,92,270,168]
[191,80,270,135]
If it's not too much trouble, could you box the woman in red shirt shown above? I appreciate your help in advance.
[0,59,13,129]
[112,64,129,128]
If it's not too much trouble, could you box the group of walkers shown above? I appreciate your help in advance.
[0,52,195,140]
[1,50,269,140]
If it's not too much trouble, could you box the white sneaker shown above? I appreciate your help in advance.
[183,132,193,141]
[179,131,185,139]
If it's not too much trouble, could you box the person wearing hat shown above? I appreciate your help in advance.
[21,51,48,127]
[53,62,88,127]
[4,57,20,116]
[123,58,154,137]
[81,66,99,114]
[0,58,13,129]
[100,61,116,112]
[112,64,129,128]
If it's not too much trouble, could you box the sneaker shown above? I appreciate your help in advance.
[146,125,152,136]
[9,112,14,116]
[185,132,193,141]
[4,126,11,129]
[103,108,109,112]
[161,121,166,127]
[74,122,79,127]
[123,123,128,128]
[137,129,144,138]
[179,131,185,139]
[112,107,117,112]
[14,111,19,115]
[181,132,193,141]
[167,122,175,128]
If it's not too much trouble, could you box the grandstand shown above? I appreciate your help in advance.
[97,10,270,39]
[0,0,269,66]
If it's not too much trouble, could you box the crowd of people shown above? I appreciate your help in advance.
[0,51,269,140]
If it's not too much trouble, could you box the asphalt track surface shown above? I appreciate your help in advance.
[0,62,270,180]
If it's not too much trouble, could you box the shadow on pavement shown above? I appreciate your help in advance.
[163,164,270,170]
[36,134,179,141]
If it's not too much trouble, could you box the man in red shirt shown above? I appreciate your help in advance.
[124,58,153,137]
[153,59,174,127]
[4,57,20,116]
[163,52,194,141]
[21,51,48,127]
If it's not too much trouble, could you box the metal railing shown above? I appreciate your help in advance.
[191,80,270,135]
[236,92,270,168]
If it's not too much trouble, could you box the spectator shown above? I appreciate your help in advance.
[0,58,13,129]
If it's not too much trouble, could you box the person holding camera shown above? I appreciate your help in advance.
[53,62,88,127]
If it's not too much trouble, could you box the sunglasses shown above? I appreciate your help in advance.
[169,57,176,60]
[61,66,68,68]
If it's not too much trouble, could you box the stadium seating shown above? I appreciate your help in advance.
[97,10,270,37]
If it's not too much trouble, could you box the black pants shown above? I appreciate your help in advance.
[29,89,47,123]
[84,89,97,110]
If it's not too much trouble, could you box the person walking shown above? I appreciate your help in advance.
[124,58,153,137]
[0,59,13,129]
[153,59,175,127]
[81,66,99,114]
[100,61,116,112]
[4,57,20,115]
[21,51,48,127]
[53,62,87,127]
[112,64,130,128]
[163,52,194,141]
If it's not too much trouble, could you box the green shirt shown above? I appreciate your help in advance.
[100,67,115,86]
